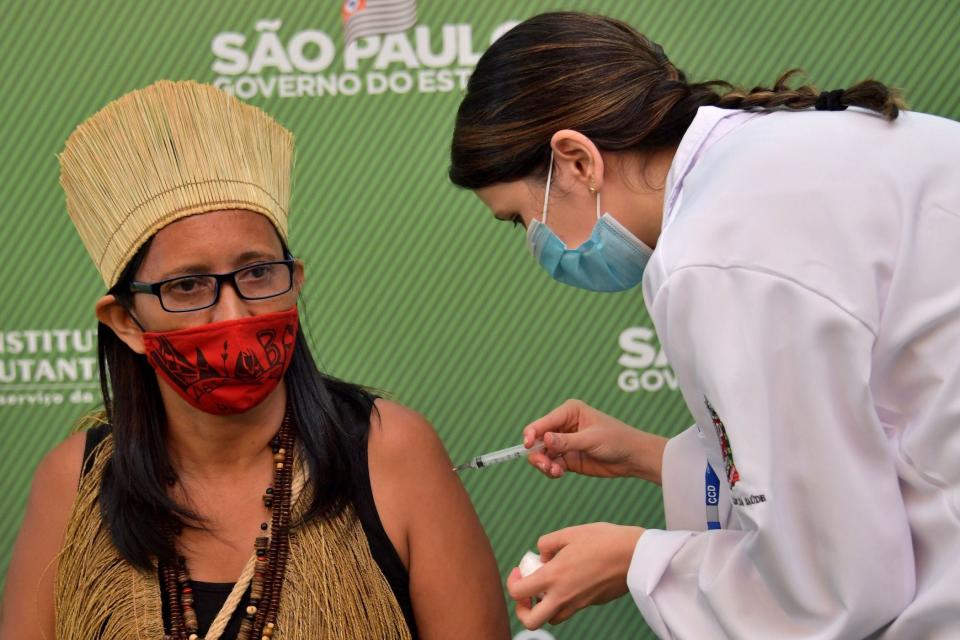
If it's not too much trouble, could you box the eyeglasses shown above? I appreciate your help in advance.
[127,259,295,312]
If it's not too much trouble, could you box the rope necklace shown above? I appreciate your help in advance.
[161,410,296,640]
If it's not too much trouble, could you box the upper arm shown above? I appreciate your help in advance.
[633,266,913,637]
[367,399,510,640]
[663,266,907,556]
[0,432,85,639]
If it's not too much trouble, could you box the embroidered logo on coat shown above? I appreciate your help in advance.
[705,397,740,488]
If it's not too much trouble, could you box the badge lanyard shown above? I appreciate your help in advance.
[705,462,721,530]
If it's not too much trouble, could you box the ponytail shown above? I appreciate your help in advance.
[697,69,904,120]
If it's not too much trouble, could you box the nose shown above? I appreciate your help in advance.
[210,280,251,323]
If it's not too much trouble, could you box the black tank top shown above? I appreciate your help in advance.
[81,420,419,639]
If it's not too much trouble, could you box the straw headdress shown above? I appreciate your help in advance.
[59,80,294,288]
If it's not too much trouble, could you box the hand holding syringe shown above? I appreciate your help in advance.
[453,440,546,472]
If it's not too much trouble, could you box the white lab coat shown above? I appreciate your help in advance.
[627,106,960,639]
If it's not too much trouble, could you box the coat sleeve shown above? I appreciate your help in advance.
[628,265,915,639]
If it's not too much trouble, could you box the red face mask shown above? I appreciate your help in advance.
[142,307,299,415]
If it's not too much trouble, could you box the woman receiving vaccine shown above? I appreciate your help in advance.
[1,80,509,640]
[449,11,960,639]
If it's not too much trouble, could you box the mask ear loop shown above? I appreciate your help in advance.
[541,150,554,226]
[109,287,148,332]
[127,312,147,333]
[595,188,601,220]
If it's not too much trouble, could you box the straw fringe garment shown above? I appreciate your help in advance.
[55,434,412,639]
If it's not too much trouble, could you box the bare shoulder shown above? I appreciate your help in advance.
[20,429,87,544]
[366,401,511,638]
[368,398,451,467]
[0,430,87,637]
[35,430,87,495]
[364,399,456,570]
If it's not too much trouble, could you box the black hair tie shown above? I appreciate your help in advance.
[815,89,847,111]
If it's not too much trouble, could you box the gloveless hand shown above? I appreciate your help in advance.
[507,523,645,629]
[523,399,667,483]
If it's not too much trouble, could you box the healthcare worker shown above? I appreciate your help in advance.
[448,11,960,639]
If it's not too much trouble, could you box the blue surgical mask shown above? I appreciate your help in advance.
[526,151,652,292]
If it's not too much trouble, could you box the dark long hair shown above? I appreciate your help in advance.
[449,11,905,189]
[97,239,373,570]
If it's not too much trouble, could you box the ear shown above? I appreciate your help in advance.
[549,130,606,192]
[293,259,305,295]
[95,294,146,354]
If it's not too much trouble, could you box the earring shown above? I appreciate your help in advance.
[588,178,597,194]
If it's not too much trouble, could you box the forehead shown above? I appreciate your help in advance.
[475,180,539,213]
[152,210,281,249]
[138,209,284,275]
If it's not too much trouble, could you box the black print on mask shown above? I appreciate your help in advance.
[148,322,296,401]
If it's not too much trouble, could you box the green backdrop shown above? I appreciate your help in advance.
[1,1,958,638]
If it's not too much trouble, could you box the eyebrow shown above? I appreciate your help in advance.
[233,250,281,265]
[157,250,282,280]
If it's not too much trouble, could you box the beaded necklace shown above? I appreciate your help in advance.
[161,410,296,640]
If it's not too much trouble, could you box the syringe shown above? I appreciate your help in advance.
[453,440,545,472]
